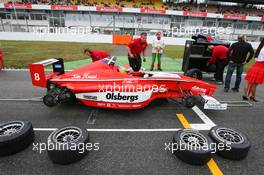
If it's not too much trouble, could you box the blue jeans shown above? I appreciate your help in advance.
[224,63,244,90]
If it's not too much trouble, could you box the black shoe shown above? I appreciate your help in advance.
[242,96,248,100]
[158,68,162,71]
[224,88,229,92]
[231,88,239,92]
[250,96,258,102]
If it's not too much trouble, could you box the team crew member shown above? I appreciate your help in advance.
[84,48,110,62]
[151,32,165,71]
[224,35,254,92]
[127,32,148,71]
[242,38,264,102]
[206,45,229,84]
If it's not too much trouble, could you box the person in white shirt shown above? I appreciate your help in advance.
[243,38,264,101]
[151,32,165,71]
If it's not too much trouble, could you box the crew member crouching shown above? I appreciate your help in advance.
[84,48,110,62]
[206,45,229,84]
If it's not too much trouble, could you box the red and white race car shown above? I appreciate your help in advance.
[29,57,225,110]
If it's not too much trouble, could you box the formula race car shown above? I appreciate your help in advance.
[29,57,225,110]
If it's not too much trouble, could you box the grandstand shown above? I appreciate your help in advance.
[0,0,264,41]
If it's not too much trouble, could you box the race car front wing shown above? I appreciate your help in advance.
[201,95,227,110]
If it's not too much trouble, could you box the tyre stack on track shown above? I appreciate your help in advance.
[0,120,90,165]
[0,121,35,156]
[172,129,213,165]
[47,126,90,165]
[172,127,251,165]
[209,126,251,161]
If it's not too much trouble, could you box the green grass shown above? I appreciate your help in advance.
[0,40,253,72]
[0,40,115,68]
[64,56,183,71]
[244,59,255,73]
[163,45,185,59]
[0,40,184,69]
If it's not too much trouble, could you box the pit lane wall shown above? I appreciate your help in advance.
[0,32,190,45]
[0,32,260,49]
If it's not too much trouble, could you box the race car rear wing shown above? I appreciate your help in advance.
[29,58,64,88]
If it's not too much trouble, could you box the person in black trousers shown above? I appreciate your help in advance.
[224,35,254,92]
[127,32,148,71]
[206,45,229,84]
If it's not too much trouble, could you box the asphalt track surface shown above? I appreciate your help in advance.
[0,70,264,175]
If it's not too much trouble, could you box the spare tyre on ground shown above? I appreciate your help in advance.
[47,126,89,165]
[172,129,213,165]
[0,121,35,156]
[209,126,251,160]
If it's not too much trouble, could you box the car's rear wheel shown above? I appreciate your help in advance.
[43,94,58,107]
[0,121,35,156]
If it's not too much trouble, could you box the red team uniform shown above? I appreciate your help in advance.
[127,38,148,71]
[90,50,110,62]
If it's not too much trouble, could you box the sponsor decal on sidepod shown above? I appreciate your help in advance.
[106,93,138,102]
[75,91,152,103]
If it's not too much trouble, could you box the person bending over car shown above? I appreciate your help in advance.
[224,35,254,92]
[206,45,229,84]
[84,48,110,62]
[127,32,148,71]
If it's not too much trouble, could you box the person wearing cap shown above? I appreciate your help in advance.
[84,48,110,62]
[206,45,229,84]
[150,32,165,71]
[224,35,254,92]
[127,32,148,71]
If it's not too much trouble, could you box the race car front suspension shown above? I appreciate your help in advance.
[179,88,196,108]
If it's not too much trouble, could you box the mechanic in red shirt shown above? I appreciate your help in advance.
[206,45,229,84]
[127,32,148,71]
[84,48,110,62]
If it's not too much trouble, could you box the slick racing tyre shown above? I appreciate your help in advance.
[47,126,89,165]
[185,69,203,80]
[209,126,251,160]
[172,129,213,165]
[0,121,35,156]
[43,94,58,107]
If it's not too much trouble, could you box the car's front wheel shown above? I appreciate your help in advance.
[185,68,203,80]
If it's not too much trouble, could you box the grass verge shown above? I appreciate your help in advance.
[0,40,254,72]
